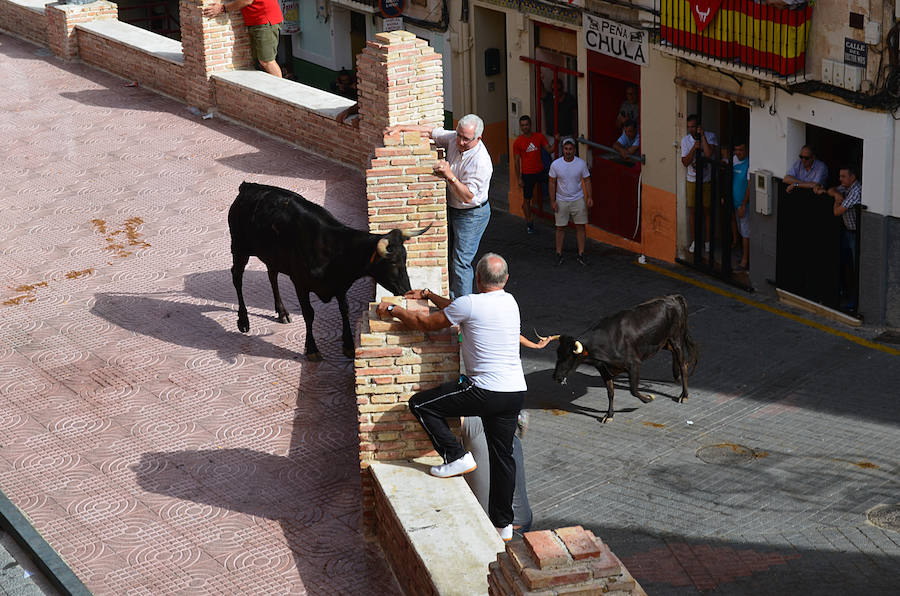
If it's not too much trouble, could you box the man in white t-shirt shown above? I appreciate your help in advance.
[375,253,549,542]
[680,114,717,254]
[548,138,592,266]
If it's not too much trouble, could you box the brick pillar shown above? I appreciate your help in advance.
[179,0,252,110]
[356,300,459,536]
[356,30,455,538]
[489,526,647,595]
[356,30,444,156]
[45,1,117,60]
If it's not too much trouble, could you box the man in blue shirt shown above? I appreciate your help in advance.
[784,145,828,192]
[731,141,750,271]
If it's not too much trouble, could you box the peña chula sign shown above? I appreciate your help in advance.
[584,13,648,67]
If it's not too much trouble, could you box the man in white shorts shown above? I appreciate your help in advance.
[548,138,592,266]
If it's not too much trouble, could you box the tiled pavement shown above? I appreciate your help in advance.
[3,30,900,596]
[1,33,398,594]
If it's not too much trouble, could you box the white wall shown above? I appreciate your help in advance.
[749,90,895,216]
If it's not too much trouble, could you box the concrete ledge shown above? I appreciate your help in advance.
[76,19,183,64]
[370,461,504,596]
[6,0,51,13]
[212,70,355,120]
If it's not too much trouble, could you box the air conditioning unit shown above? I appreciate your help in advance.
[754,170,774,216]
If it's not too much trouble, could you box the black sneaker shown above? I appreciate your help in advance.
[527,222,536,235]
[554,253,564,267]
[576,254,587,266]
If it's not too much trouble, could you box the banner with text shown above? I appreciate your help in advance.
[584,13,648,67]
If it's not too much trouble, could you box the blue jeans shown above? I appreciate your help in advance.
[449,203,491,298]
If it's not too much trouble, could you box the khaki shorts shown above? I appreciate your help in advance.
[555,198,588,226]
[248,23,280,63]
[686,181,712,208]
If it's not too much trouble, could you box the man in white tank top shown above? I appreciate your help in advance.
[376,253,549,541]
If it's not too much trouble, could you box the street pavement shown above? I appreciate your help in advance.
[2,30,900,595]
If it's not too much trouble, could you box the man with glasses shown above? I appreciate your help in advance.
[784,145,828,193]
[386,115,493,298]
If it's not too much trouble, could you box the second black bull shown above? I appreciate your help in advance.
[228,182,430,360]
[541,295,698,422]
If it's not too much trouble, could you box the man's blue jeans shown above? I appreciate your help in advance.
[448,203,491,298]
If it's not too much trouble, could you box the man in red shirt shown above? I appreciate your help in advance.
[203,0,284,78]
[512,115,554,234]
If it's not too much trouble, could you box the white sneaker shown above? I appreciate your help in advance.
[496,524,513,542]
[704,241,710,253]
[688,241,695,254]
[430,452,477,478]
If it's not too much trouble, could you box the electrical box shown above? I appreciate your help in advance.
[844,64,863,91]
[509,98,522,135]
[821,59,833,85]
[831,61,845,88]
[865,21,882,45]
[754,169,774,216]
[484,48,501,76]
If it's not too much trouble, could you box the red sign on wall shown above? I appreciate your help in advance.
[689,0,724,32]
[380,0,406,18]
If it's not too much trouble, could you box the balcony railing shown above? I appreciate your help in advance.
[656,0,812,78]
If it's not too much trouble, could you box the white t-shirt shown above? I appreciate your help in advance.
[548,156,590,202]
[432,127,494,209]
[680,131,718,182]
[443,290,527,392]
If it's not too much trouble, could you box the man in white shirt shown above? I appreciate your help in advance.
[375,253,548,542]
[548,138,592,266]
[385,115,493,298]
[680,114,717,254]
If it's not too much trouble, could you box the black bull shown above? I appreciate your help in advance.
[228,182,429,360]
[547,295,698,423]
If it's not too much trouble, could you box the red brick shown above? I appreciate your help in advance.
[524,530,571,569]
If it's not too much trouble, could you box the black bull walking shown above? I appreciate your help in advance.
[228,182,430,360]
[541,295,698,423]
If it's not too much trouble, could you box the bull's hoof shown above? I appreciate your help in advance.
[678,395,689,403]
[237,318,250,333]
[277,313,291,324]
[601,415,614,423]
[306,351,323,362]
[636,393,654,403]
[342,346,355,359]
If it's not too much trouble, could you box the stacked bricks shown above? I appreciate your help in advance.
[357,30,444,160]
[0,0,50,46]
[45,1,117,60]
[368,129,449,293]
[77,30,186,100]
[356,299,459,536]
[489,526,647,595]
[180,0,251,110]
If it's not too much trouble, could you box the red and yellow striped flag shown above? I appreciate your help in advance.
[661,0,812,75]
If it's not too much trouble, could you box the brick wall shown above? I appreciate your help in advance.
[77,30,185,101]
[212,77,368,166]
[356,300,458,535]
[180,0,251,110]
[45,1,117,60]
[0,0,49,46]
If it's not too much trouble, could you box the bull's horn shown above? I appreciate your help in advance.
[401,221,433,239]
[573,341,584,354]
[376,237,390,257]
[535,330,560,343]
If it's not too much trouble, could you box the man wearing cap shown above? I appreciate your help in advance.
[548,138,592,266]
[203,0,284,78]
[385,115,493,298]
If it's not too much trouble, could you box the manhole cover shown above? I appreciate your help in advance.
[696,443,756,465]
[867,504,900,532]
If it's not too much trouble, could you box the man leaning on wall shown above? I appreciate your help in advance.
[203,0,284,78]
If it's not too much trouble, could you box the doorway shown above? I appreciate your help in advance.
[473,6,508,165]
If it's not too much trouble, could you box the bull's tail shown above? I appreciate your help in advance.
[674,294,699,376]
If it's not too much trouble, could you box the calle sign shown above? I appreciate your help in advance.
[584,13,648,67]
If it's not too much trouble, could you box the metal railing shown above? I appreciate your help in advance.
[655,0,812,79]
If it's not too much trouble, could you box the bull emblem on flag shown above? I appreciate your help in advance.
[690,0,724,32]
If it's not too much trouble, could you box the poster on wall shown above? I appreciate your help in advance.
[281,0,300,35]
[583,13,648,67]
